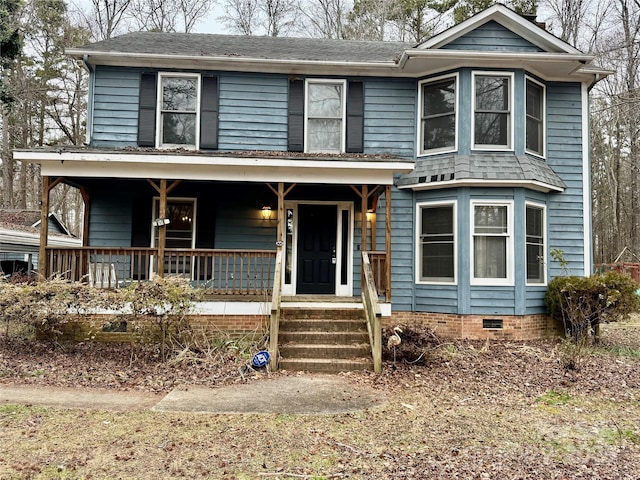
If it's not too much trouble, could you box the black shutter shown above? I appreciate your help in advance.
[288,78,304,152]
[200,76,219,150]
[137,73,157,147]
[346,80,364,153]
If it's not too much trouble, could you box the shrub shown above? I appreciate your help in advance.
[545,271,640,344]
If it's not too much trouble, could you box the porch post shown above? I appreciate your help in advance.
[277,182,284,245]
[157,178,167,278]
[38,176,50,280]
[361,184,368,289]
[385,185,392,302]
[80,187,90,247]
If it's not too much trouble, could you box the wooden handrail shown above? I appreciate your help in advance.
[269,249,283,371]
[362,251,382,374]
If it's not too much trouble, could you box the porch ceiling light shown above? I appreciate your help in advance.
[261,206,273,220]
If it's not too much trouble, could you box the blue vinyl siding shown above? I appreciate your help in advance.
[546,82,585,278]
[92,66,143,148]
[388,186,415,311]
[442,20,543,52]
[89,190,133,246]
[214,204,277,250]
[218,74,288,151]
[364,80,416,158]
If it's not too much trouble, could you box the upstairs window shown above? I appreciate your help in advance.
[526,78,545,156]
[419,75,457,154]
[526,203,546,284]
[158,73,200,148]
[417,202,456,283]
[472,202,513,285]
[473,73,513,150]
[305,80,346,153]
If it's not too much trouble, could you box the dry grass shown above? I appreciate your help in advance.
[1,321,640,479]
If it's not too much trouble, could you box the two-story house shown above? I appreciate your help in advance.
[14,5,609,371]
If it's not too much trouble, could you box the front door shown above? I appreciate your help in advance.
[296,204,337,294]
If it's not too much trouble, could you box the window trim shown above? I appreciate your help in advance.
[304,78,347,154]
[525,201,547,286]
[471,71,514,151]
[417,73,459,156]
[470,200,514,286]
[525,75,546,158]
[415,200,457,285]
[156,72,201,150]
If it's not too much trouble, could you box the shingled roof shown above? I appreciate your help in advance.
[73,32,413,64]
[396,154,566,192]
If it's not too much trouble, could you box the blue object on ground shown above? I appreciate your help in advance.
[252,351,270,368]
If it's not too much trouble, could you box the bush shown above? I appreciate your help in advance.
[545,271,640,344]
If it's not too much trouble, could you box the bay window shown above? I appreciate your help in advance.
[472,202,513,284]
[526,77,545,156]
[473,73,513,149]
[418,202,456,283]
[419,75,457,154]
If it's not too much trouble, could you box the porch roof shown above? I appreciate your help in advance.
[396,153,566,193]
[14,147,414,186]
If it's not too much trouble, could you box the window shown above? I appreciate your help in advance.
[472,202,513,284]
[152,198,196,249]
[473,73,513,149]
[526,78,545,156]
[419,75,457,154]
[418,202,456,283]
[526,204,545,284]
[305,80,346,153]
[158,74,200,148]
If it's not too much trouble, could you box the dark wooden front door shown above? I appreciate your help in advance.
[297,204,337,294]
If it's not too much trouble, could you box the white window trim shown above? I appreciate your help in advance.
[417,73,459,157]
[470,200,514,286]
[525,201,547,286]
[150,196,198,249]
[525,75,546,158]
[471,71,514,151]
[304,78,347,154]
[156,72,201,150]
[415,200,457,285]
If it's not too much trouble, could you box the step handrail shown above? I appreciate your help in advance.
[268,249,284,371]
[361,251,382,373]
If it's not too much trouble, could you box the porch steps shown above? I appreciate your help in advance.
[277,306,373,373]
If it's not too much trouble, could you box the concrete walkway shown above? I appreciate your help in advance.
[0,375,385,415]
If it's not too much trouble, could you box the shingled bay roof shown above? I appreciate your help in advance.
[396,154,566,192]
[72,32,413,64]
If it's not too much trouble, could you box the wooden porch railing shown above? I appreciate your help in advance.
[362,251,382,374]
[44,247,278,295]
[268,249,283,371]
[367,251,389,302]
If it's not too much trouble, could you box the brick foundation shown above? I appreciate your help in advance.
[53,314,268,343]
[386,312,562,340]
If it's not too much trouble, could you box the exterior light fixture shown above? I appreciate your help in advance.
[261,206,273,220]
[366,209,375,221]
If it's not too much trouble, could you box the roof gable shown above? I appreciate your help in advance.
[440,20,543,52]
[418,4,582,55]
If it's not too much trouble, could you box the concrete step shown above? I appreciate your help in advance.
[281,308,365,320]
[278,357,373,373]
[280,318,367,332]
[279,343,371,359]
[279,331,369,344]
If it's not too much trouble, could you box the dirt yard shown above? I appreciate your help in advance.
[1,319,639,479]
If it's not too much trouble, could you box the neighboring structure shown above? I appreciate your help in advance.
[0,210,80,274]
[14,5,609,346]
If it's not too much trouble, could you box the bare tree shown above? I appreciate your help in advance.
[263,0,299,36]
[220,0,259,34]
[89,0,132,40]
[300,0,349,38]
[179,0,216,33]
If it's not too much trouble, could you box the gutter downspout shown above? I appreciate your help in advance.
[81,55,94,147]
